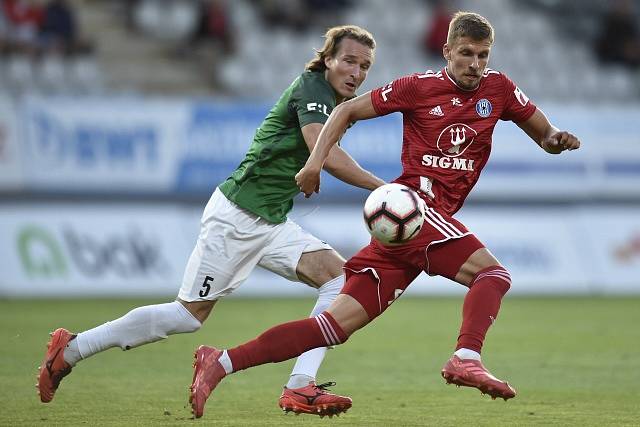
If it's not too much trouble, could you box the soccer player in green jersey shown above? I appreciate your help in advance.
[38,25,385,417]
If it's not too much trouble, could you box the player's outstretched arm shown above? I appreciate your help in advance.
[301,123,385,191]
[296,92,379,197]
[517,109,581,154]
[325,145,386,190]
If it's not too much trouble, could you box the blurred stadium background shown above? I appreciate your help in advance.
[1,1,640,425]
[1,0,639,298]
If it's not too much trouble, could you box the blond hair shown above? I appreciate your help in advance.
[447,12,494,45]
[306,25,376,72]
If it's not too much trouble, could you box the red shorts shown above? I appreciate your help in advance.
[342,205,484,320]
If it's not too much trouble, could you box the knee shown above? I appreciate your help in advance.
[494,266,512,293]
[473,265,511,294]
[180,299,216,324]
[172,302,203,333]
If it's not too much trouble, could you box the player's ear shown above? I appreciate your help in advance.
[443,44,451,61]
[324,55,334,69]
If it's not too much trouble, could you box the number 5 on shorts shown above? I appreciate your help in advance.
[199,275,214,297]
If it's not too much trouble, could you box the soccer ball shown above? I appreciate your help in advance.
[363,183,425,245]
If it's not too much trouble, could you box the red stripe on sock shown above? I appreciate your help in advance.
[227,311,347,372]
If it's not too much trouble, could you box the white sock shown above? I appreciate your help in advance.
[63,337,82,366]
[218,350,233,374]
[454,348,481,361]
[287,374,315,389]
[286,275,343,388]
[64,301,201,365]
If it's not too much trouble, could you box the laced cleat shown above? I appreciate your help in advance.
[278,381,352,417]
[38,328,75,403]
[189,346,226,419]
[441,355,516,401]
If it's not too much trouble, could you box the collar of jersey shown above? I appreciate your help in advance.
[443,67,484,93]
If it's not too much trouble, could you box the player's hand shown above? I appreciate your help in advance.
[542,131,580,154]
[295,165,321,198]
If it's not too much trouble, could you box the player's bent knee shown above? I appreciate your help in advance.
[501,268,512,292]
[472,265,512,294]
[317,311,350,345]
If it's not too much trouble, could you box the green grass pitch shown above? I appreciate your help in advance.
[1,297,639,426]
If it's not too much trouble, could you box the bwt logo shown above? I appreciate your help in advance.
[17,225,168,278]
[30,112,158,167]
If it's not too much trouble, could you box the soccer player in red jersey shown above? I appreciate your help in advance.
[189,11,581,417]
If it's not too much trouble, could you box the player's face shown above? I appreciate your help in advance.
[443,36,492,90]
[324,38,373,102]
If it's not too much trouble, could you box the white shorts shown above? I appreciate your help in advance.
[178,188,333,301]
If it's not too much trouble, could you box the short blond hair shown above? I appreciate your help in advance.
[447,12,494,45]
[305,25,376,72]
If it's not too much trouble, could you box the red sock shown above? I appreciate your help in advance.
[456,266,511,353]
[227,311,347,372]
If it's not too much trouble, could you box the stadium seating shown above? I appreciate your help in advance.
[0,0,637,100]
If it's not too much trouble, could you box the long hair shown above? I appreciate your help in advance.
[446,12,494,45]
[305,25,376,72]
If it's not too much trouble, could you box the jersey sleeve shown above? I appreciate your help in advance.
[290,74,336,127]
[370,74,420,116]
[499,74,537,123]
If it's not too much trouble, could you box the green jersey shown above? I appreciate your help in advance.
[218,70,338,223]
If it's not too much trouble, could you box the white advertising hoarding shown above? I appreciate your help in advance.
[577,207,640,294]
[0,205,197,297]
[21,97,188,192]
[457,207,594,294]
[3,203,637,298]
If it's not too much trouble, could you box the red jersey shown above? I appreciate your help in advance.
[370,68,537,215]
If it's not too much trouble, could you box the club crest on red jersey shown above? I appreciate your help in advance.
[436,123,478,157]
[475,98,492,118]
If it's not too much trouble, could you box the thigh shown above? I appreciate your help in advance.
[178,189,272,302]
[426,234,490,285]
[296,249,345,288]
[342,244,422,320]
[258,218,334,284]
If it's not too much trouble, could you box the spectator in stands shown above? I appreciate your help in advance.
[1,0,44,55]
[0,5,9,54]
[195,0,234,55]
[305,0,352,28]
[423,0,454,58]
[595,0,640,69]
[257,0,309,32]
[39,0,75,54]
[257,0,352,32]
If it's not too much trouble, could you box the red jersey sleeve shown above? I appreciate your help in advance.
[370,74,420,116]
[500,74,537,123]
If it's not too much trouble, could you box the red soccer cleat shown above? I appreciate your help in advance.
[189,345,226,418]
[37,328,75,403]
[441,355,516,400]
[278,381,352,417]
